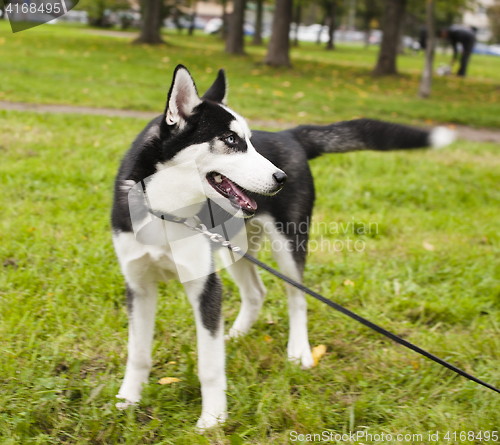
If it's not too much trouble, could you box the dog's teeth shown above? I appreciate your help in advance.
[214,175,222,183]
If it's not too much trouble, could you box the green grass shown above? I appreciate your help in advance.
[1,109,500,443]
[0,22,499,128]
[1,23,500,444]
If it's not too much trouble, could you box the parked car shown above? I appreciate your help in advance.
[204,17,222,34]
[204,18,254,36]
[473,42,500,56]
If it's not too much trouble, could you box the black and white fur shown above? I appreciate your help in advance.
[111,65,455,429]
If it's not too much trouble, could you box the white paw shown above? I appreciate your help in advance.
[227,327,245,340]
[115,395,138,410]
[288,343,314,370]
[195,412,227,431]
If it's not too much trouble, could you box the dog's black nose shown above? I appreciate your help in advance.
[273,171,287,185]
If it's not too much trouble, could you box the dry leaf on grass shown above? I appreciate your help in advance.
[423,241,435,251]
[158,377,181,385]
[311,345,327,366]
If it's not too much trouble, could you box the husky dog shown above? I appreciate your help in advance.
[111,65,455,429]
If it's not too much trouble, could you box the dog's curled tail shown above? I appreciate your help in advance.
[291,118,456,160]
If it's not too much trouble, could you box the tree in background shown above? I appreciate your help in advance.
[1,0,11,19]
[252,0,264,45]
[135,0,164,43]
[487,0,500,43]
[292,0,303,47]
[325,0,337,50]
[418,0,435,97]
[358,0,382,47]
[372,0,406,75]
[226,0,247,53]
[317,0,341,50]
[78,0,129,27]
[265,0,293,66]
[220,0,229,39]
[187,0,197,36]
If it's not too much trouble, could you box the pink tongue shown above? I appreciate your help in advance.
[222,177,257,210]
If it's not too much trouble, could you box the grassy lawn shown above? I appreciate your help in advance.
[1,22,500,444]
[0,22,499,128]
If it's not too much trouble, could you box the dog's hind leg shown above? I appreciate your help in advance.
[116,275,158,408]
[261,215,315,370]
[183,273,227,430]
[221,220,266,339]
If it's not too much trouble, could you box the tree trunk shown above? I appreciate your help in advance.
[372,0,406,75]
[253,0,264,45]
[316,16,325,45]
[135,0,164,44]
[418,0,435,98]
[226,0,247,54]
[265,0,293,67]
[189,4,197,36]
[363,16,371,47]
[396,9,406,54]
[326,1,336,50]
[292,4,302,47]
[221,0,228,40]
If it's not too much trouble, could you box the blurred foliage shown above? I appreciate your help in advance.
[487,0,500,43]
[77,0,131,27]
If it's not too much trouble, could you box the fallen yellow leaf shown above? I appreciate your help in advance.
[264,335,273,343]
[167,361,176,365]
[312,345,327,366]
[158,377,181,385]
[343,279,355,287]
[423,241,435,251]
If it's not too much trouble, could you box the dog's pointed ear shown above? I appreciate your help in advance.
[165,65,202,127]
[201,69,227,104]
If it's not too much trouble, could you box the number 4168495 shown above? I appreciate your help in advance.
[6,3,62,14]
[444,431,498,441]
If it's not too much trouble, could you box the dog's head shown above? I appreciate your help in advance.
[153,65,286,218]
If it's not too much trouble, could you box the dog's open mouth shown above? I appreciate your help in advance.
[207,172,258,215]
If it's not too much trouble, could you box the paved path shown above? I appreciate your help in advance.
[1,100,499,144]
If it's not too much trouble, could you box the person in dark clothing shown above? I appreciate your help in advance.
[443,25,477,76]
[419,25,477,77]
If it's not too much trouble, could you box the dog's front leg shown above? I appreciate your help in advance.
[183,272,227,430]
[116,280,158,408]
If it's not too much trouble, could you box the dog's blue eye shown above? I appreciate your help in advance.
[226,136,235,145]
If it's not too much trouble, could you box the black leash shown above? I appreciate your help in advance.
[235,249,500,395]
[152,211,500,394]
